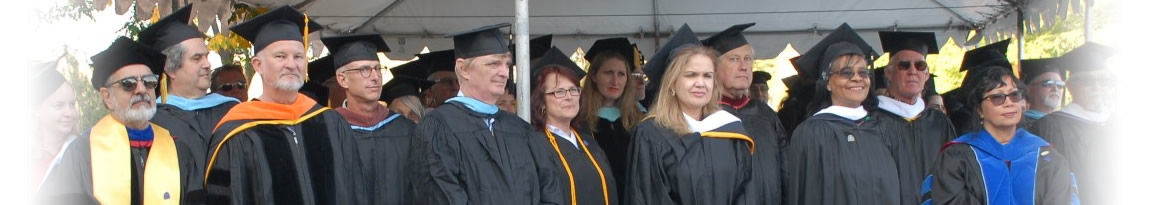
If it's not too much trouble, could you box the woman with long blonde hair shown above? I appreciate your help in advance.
[624,24,754,205]
[579,37,645,195]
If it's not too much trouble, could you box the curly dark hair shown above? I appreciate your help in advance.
[959,65,1024,132]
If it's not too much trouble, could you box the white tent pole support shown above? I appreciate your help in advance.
[515,0,531,121]
[1084,0,1092,41]
[651,0,661,49]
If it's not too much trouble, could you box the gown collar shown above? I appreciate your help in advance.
[683,110,741,133]
[546,124,580,149]
[598,106,621,122]
[1023,109,1047,120]
[814,105,868,121]
[446,91,499,116]
[958,128,1050,160]
[1058,103,1111,123]
[877,95,925,119]
[157,93,239,111]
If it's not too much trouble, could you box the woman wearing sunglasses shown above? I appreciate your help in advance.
[783,23,900,205]
[921,65,1079,205]
[579,37,646,195]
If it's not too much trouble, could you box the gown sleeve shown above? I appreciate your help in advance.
[928,144,978,205]
[623,122,675,205]
[37,137,97,204]
[528,130,564,205]
[782,122,830,205]
[406,113,467,205]
[1035,147,1079,205]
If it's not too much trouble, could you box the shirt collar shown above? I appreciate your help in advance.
[683,110,741,133]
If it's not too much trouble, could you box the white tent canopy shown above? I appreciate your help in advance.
[226,0,1088,59]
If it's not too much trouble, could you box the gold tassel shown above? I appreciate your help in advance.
[632,46,642,70]
[303,13,310,83]
[160,73,169,104]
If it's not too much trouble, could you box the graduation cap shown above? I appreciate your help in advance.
[924,73,939,96]
[1058,42,1117,73]
[447,23,511,59]
[878,31,939,55]
[380,76,432,104]
[874,66,888,89]
[305,56,336,87]
[642,24,700,93]
[322,33,390,68]
[138,5,204,51]
[1020,58,1063,84]
[782,75,801,89]
[701,23,755,54]
[752,71,770,84]
[794,23,878,84]
[530,46,587,82]
[959,39,1012,71]
[418,49,457,76]
[90,36,166,89]
[229,5,324,54]
[389,60,428,80]
[584,37,640,70]
[509,34,552,61]
[36,64,67,103]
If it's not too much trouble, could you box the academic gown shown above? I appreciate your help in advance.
[722,99,786,205]
[872,108,957,205]
[343,110,416,205]
[204,94,365,205]
[783,113,900,205]
[536,127,618,205]
[591,116,631,197]
[39,116,197,205]
[923,129,1077,205]
[1018,114,1039,130]
[1029,111,1113,205]
[624,111,755,205]
[151,94,239,201]
[406,100,563,205]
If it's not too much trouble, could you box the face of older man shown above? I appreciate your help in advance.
[167,38,213,92]
[100,65,158,125]
[1024,72,1064,113]
[253,41,307,92]
[886,50,929,102]
[457,53,512,103]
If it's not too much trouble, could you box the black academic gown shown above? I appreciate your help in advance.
[722,100,786,205]
[151,100,237,201]
[406,101,563,205]
[872,108,957,205]
[536,128,619,205]
[783,113,900,205]
[1019,114,1039,130]
[204,102,365,205]
[38,124,197,205]
[624,115,755,205]
[346,111,416,205]
[1029,111,1114,205]
[925,129,1077,205]
[590,117,631,197]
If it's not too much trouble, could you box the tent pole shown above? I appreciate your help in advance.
[515,0,531,120]
[1084,0,1093,41]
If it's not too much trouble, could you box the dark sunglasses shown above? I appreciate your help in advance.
[107,74,160,92]
[1034,80,1065,89]
[896,60,928,71]
[218,82,246,91]
[981,91,1023,106]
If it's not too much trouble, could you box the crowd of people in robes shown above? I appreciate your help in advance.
[31,4,1117,205]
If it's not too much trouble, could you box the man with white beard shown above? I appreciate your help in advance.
[1018,58,1064,129]
[202,6,365,204]
[38,36,198,204]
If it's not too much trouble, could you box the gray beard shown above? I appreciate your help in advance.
[1042,94,1062,109]
[274,78,304,91]
[110,94,156,124]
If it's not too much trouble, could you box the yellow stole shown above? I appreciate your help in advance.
[701,131,756,154]
[545,130,610,205]
[89,115,181,204]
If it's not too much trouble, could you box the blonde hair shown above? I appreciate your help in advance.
[580,51,643,132]
[645,45,723,135]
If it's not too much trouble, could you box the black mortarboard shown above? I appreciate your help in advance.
[389,60,428,80]
[380,76,431,104]
[138,5,204,50]
[530,46,587,82]
[90,36,166,89]
[878,31,939,55]
[322,33,390,68]
[36,63,66,103]
[1058,42,1117,73]
[510,34,552,61]
[794,23,878,83]
[642,24,700,93]
[306,56,335,86]
[874,66,888,89]
[782,75,800,89]
[584,37,640,70]
[752,71,770,84]
[702,23,756,54]
[924,73,939,96]
[418,49,457,75]
[960,39,1012,71]
[447,23,511,59]
[229,6,324,54]
[1020,58,1064,84]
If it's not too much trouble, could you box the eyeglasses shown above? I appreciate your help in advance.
[218,82,246,91]
[631,73,649,85]
[896,60,928,71]
[828,69,873,79]
[342,66,384,78]
[1033,80,1065,89]
[981,91,1023,106]
[546,87,581,98]
[106,74,160,92]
